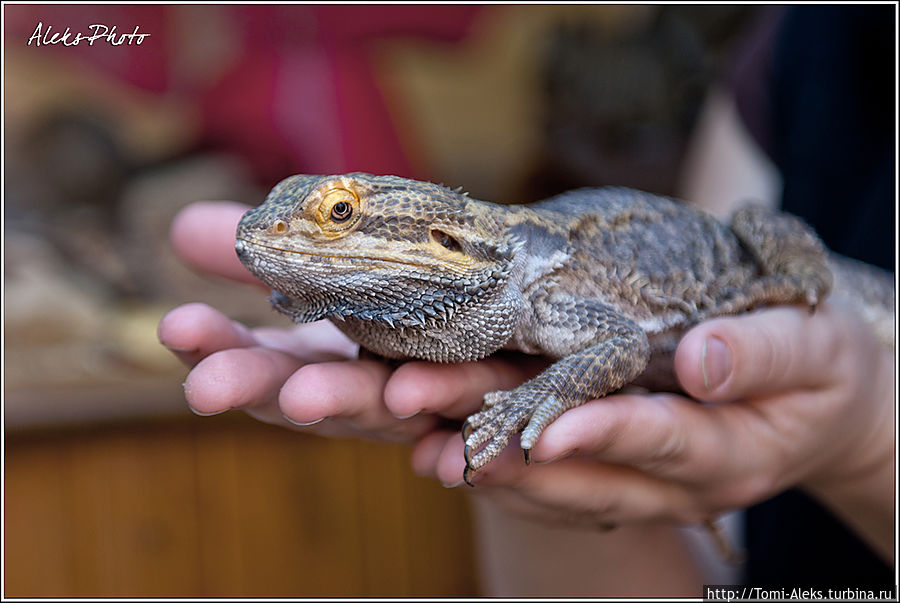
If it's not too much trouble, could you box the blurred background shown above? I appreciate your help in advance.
[4,4,761,596]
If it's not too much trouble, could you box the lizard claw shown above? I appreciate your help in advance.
[463,465,476,487]
[703,518,746,565]
[806,289,820,314]
[523,447,531,466]
[461,417,475,441]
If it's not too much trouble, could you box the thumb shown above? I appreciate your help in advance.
[674,305,843,403]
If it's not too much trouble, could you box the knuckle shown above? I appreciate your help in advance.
[725,312,801,393]
[749,320,792,387]
[634,397,688,470]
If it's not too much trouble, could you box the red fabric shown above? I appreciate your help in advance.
[5,4,484,183]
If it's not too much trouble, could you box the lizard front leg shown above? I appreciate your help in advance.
[462,298,651,484]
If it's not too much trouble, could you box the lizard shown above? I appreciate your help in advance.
[234,172,895,489]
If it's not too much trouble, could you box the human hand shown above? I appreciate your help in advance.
[409,300,894,559]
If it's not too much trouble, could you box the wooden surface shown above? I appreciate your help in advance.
[4,414,479,597]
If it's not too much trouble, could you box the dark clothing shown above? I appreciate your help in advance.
[771,6,895,272]
[732,5,895,589]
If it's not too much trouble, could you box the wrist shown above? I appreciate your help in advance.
[803,438,894,563]
[801,349,895,562]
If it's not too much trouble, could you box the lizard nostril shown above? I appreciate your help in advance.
[272,220,289,234]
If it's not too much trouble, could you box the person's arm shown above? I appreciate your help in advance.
[676,86,782,217]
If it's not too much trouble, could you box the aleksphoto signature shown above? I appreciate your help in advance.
[27,22,150,46]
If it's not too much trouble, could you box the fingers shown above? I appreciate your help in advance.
[176,326,435,442]
[531,395,713,476]
[160,298,434,440]
[160,302,303,418]
[455,392,736,485]
[413,387,771,512]
[277,359,441,442]
[384,354,546,419]
[413,431,704,525]
[674,304,847,403]
[280,359,393,425]
[185,346,304,416]
[170,200,260,285]
[411,430,459,479]
[158,302,258,366]
[185,343,436,438]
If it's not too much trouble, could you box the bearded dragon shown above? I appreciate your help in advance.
[234,173,894,487]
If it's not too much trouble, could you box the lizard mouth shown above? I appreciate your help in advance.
[235,238,430,269]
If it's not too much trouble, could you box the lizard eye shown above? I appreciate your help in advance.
[316,186,361,234]
[431,229,461,252]
[330,201,353,222]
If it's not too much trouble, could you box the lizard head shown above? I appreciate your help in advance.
[235,173,525,360]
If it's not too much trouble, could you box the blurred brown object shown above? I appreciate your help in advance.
[3,47,195,167]
[377,5,659,204]
[3,49,278,422]
[4,153,274,426]
[524,5,758,199]
[376,5,756,205]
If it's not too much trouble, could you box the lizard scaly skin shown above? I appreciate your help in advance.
[235,173,894,486]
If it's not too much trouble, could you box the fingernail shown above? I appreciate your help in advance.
[189,405,228,417]
[164,344,199,354]
[535,448,577,465]
[701,336,732,390]
[442,480,465,488]
[283,414,326,426]
[392,409,422,420]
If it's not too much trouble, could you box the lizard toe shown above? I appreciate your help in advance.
[468,414,527,471]
[461,404,500,440]
[520,395,564,450]
[483,390,507,407]
[461,419,475,441]
[464,415,503,458]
